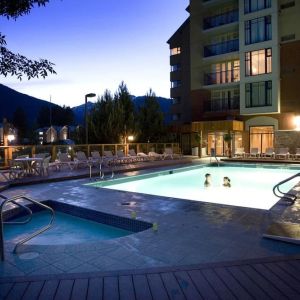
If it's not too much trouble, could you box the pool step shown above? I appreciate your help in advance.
[263,222,300,244]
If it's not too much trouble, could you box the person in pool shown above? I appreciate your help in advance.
[223,176,231,187]
[204,173,212,187]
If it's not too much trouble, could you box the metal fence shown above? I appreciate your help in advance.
[0,143,181,167]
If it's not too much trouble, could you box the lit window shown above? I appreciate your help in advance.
[245,48,272,76]
[170,47,181,56]
[245,80,272,107]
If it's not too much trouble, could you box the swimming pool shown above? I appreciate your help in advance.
[4,211,133,245]
[89,164,300,210]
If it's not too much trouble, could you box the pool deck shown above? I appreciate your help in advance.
[1,158,300,298]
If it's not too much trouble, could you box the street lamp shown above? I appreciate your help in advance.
[85,93,96,144]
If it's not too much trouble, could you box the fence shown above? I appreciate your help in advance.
[0,143,181,168]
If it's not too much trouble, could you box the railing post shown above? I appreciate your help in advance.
[0,209,4,261]
[32,145,35,157]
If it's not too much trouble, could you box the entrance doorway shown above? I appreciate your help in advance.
[250,126,274,153]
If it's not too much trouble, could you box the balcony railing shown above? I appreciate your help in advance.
[203,10,239,30]
[204,69,240,85]
[204,39,239,57]
[204,97,240,112]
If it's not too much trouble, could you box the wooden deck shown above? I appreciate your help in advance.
[1,255,300,300]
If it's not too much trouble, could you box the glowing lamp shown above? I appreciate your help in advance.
[128,135,134,142]
[7,134,15,142]
[295,116,300,131]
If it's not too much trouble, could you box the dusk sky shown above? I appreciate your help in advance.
[0,0,188,107]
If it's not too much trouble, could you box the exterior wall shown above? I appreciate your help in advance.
[239,0,280,115]
[275,131,300,153]
[168,19,191,124]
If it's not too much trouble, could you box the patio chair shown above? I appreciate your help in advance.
[293,148,300,160]
[246,148,260,158]
[74,151,90,168]
[31,155,52,176]
[163,148,181,159]
[90,151,102,165]
[33,153,50,159]
[148,151,163,160]
[137,151,151,162]
[234,147,245,158]
[103,150,118,165]
[262,147,275,158]
[55,152,75,170]
[275,148,290,160]
[116,150,134,164]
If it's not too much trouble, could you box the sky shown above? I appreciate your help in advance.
[0,0,189,107]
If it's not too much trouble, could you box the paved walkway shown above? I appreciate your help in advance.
[1,255,300,299]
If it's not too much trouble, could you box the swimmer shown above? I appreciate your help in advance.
[204,173,212,187]
[223,176,231,187]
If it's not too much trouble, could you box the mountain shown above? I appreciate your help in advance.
[0,84,58,125]
[72,96,172,125]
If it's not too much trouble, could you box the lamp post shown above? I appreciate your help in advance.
[84,93,96,144]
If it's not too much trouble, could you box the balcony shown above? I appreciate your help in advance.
[204,97,240,112]
[204,69,240,85]
[204,39,239,57]
[203,10,238,30]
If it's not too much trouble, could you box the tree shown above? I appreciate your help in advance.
[137,89,165,142]
[115,82,136,142]
[12,107,27,141]
[0,0,56,80]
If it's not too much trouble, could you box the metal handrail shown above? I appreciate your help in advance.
[273,173,300,203]
[0,195,55,260]
[0,194,33,225]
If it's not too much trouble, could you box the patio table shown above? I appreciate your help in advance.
[13,157,44,177]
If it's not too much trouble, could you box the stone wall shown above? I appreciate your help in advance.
[275,131,300,153]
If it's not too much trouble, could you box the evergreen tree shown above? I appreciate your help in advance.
[137,89,165,142]
[12,107,28,142]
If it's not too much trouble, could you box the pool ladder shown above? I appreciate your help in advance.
[273,172,300,204]
[0,194,55,261]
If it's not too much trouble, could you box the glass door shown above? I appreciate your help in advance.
[250,126,274,153]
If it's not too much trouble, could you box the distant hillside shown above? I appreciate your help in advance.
[72,96,172,125]
[0,84,58,125]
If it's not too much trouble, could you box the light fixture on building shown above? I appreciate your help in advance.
[128,135,134,142]
[7,134,15,143]
[294,116,300,131]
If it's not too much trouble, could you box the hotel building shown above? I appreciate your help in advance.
[168,0,300,155]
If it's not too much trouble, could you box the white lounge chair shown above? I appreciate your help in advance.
[116,150,134,164]
[148,151,163,160]
[137,151,151,161]
[293,148,300,160]
[90,151,102,165]
[247,148,260,158]
[234,147,245,158]
[129,149,144,162]
[55,152,75,170]
[74,151,89,168]
[262,147,275,158]
[275,148,290,160]
[163,148,181,159]
[103,150,118,165]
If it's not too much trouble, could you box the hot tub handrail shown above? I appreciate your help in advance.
[0,195,55,261]
[0,194,33,225]
[273,172,300,203]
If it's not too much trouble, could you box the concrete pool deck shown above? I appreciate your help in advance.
[1,161,300,281]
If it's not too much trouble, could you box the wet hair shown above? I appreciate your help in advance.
[224,176,230,182]
[205,173,211,178]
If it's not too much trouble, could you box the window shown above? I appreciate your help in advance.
[170,47,181,56]
[244,0,271,14]
[171,64,181,72]
[245,48,272,76]
[172,97,181,105]
[171,80,181,88]
[245,16,271,44]
[245,81,272,107]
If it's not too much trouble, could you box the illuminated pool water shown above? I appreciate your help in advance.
[4,211,133,245]
[90,165,300,210]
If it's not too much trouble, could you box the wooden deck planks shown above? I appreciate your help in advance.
[5,282,28,300]
[147,273,169,300]
[132,274,152,300]
[1,258,300,300]
[71,278,89,300]
[87,277,103,300]
[174,271,202,300]
[22,281,44,300]
[119,275,135,300]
